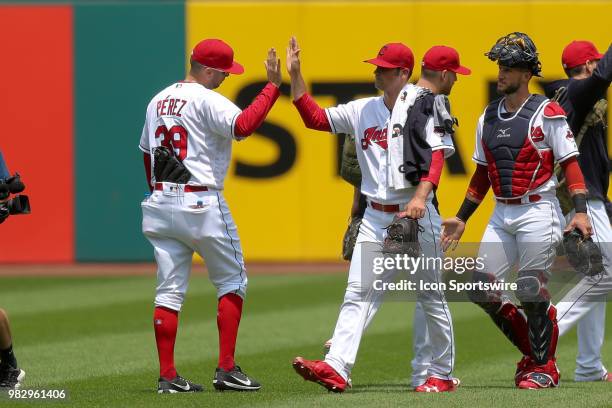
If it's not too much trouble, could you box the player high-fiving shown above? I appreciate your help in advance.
[140,38,281,394]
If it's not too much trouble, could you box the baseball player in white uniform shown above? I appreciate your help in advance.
[324,45,471,389]
[139,38,281,393]
[287,37,463,393]
[441,32,593,390]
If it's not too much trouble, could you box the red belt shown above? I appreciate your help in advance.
[154,183,208,192]
[369,200,401,213]
[496,194,541,205]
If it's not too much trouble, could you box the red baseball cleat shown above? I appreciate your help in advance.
[601,372,612,382]
[292,357,347,393]
[414,376,457,393]
[518,358,560,390]
[413,377,461,390]
[515,355,535,386]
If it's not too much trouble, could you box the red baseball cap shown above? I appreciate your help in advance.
[422,46,471,75]
[364,43,414,70]
[191,39,244,75]
[562,40,604,69]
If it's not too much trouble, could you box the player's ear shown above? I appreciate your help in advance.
[585,60,597,75]
[522,70,532,82]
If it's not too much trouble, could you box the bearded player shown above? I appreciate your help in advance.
[441,32,593,390]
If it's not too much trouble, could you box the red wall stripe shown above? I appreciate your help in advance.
[0,6,74,262]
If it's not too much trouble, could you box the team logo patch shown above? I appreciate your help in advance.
[530,125,545,142]
[496,127,511,138]
[566,129,574,139]
[528,373,553,387]
[392,124,403,138]
[361,126,388,150]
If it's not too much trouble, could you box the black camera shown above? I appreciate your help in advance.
[0,173,30,224]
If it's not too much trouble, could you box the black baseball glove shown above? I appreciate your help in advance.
[563,229,604,276]
[153,146,191,184]
[382,216,422,256]
[342,216,362,261]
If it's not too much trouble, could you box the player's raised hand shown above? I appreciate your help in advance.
[440,217,466,251]
[286,36,301,75]
[265,48,282,87]
[565,212,593,238]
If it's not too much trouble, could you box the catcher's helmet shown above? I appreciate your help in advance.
[486,32,542,76]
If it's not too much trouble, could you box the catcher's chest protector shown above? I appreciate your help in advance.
[482,94,550,198]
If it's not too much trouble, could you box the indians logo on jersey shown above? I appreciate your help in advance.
[530,125,545,142]
[361,126,388,150]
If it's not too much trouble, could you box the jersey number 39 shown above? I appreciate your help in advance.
[155,125,188,161]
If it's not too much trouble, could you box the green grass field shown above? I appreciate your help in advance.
[0,272,610,407]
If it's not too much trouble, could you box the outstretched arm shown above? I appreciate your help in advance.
[440,164,490,250]
[287,36,332,132]
[234,48,282,137]
[287,36,306,100]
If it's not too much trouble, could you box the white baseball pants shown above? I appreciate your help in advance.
[478,193,565,279]
[324,199,455,382]
[334,297,431,387]
[142,183,247,311]
[556,199,612,381]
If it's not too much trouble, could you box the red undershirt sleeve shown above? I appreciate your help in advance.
[467,164,491,201]
[292,93,332,131]
[420,150,445,186]
[234,83,281,137]
[560,156,586,192]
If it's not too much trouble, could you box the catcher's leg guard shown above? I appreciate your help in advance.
[520,302,559,365]
[515,271,558,365]
[469,272,531,356]
[491,302,532,357]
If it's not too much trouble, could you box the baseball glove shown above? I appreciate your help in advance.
[340,134,362,188]
[153,146,191,184]
[382,216,422,256]
[342,216,362,261]
[563,229,604,276]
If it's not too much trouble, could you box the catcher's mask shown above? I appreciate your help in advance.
[486,32,542,77]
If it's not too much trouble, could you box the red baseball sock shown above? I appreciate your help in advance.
[217,293,243,371]
[154,306,178,380]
